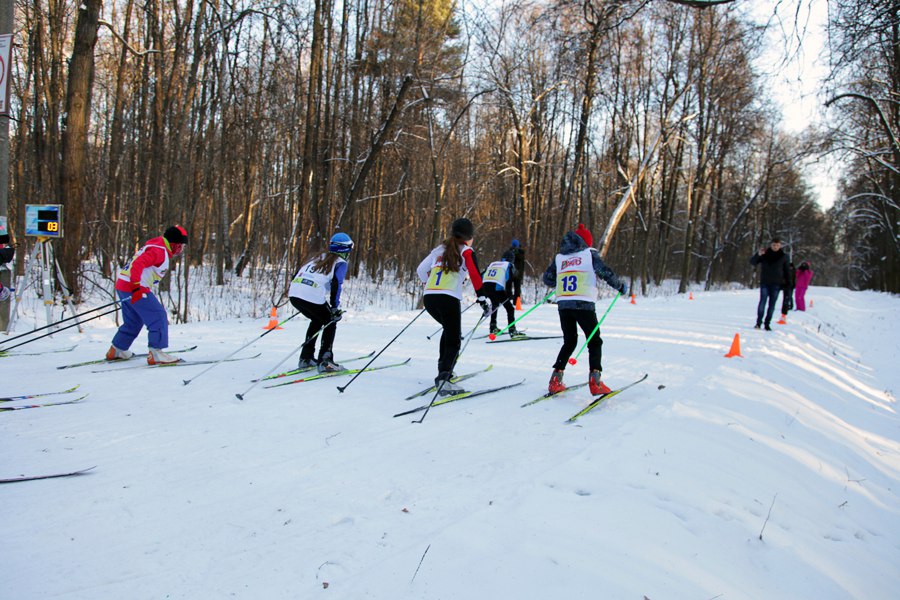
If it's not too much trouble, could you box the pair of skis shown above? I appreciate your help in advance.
[263,358,411,388]
[522,374,649,422]
[57,346,199,369]
[0,384,87,413]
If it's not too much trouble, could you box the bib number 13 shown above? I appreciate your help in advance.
[557,272,585,296]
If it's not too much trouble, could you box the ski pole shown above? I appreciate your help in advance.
[337,308,426,393]
[489,290,556,340]
[425,300,477,340]
[235,317,336,400]
[568,292,621,366]
[413,311,488,424]
[0,300,119,345]
[0,306,120,353]
[182,310,301,386]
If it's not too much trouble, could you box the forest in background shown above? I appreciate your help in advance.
[3,0,898,321]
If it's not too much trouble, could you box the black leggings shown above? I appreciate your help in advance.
[483,287,515,329]
[423,293,461,376]
[553,308,603,372]
[290,297,336,361]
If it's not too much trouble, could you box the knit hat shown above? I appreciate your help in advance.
[450,218,475,241]
[329,232,354,254]
[574,223,593,247]
[164,225,189,244]
[511,239,520,248]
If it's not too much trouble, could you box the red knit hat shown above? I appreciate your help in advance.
[574,223,593,247]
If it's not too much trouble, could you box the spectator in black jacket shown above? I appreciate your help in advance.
[750,238,791,330]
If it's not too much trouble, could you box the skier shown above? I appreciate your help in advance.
[417,217,486,395]
[506,239,525,306]
[794,261,814,311]
[542,224,628,396]
[481,251,519,337]
[288,232,354,373]
[750,237,790,330]
[106,225,189,364]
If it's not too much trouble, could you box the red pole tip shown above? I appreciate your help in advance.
[488,334,496,341]
[568,358,577,365]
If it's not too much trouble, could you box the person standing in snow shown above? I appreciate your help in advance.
[288,232,354,373]
[107,225,189,365]
[542,223,628,396]
[0,234,14,303]
[417,217,486,395]
[750,237,791,330]
[481,250,519,337]
[781,261,797,317]
[794,261,814,311]
[506,239,525,306]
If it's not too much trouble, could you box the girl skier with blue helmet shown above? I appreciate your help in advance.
[289,232,354,373]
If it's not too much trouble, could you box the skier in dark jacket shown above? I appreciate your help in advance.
[750,237,790,330]
[542,225,628,396]
[506,239,525,305]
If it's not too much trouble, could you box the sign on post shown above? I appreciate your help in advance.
[0,34,11,116]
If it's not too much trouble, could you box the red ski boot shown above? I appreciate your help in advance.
[548,369,567,394]
[589,370,611,395]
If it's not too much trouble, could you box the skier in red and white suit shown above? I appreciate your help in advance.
[106,226,188,365]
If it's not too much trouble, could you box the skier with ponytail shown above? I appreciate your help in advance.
[289,232,354,373]
[417,218,487,395]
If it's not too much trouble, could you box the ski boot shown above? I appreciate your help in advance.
[297,357,318,370]
[434,372,465,396]
[147,348,181,365]
[548,369,566,394]
[105,345,134,361]
[589,370,611,396]
[489,324,501,335]
[317,352,345,373]
[508,325,523,338]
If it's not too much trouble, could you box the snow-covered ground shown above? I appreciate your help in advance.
[1,285,898,599]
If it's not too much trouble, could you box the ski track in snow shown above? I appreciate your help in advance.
[1,286,899,599]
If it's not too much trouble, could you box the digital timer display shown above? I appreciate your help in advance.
[25,204,64,238]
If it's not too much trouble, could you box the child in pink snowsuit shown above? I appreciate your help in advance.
[795,262,813,311]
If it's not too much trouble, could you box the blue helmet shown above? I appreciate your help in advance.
[329,232,354,254]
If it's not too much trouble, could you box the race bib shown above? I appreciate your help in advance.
[426,267,460,291]
[557,272,589,297]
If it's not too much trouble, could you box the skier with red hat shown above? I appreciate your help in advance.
[542,223,628,396]
[106,225,189,365]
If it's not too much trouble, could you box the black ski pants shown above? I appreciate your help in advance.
[290,297,336,361]
[483,286,515,330]
[423,293,461,377]
[553,308,603,372]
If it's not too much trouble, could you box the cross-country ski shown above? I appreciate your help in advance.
[0,395,88,412]
[393,380,525,417]
[565,374,649,423]
[57,346,198,369]
[0,384,81,403]
[0,466,96,484]
[263,358,412,388]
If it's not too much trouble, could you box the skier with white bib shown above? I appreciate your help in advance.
[481,252,519,337]
[106,225,189,365]
[542,224,627,396]
[289,232,353,373]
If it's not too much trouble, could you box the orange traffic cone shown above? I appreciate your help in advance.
[515,296,522,311]
[263,306,283,330]
[809,299,814,308]
[630,293,636,304]
[689,292,694,300]
[777,314,787,325]
[724,333,742,358]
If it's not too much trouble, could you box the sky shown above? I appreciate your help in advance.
[750,0,838,209]
[2,280,899,599]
